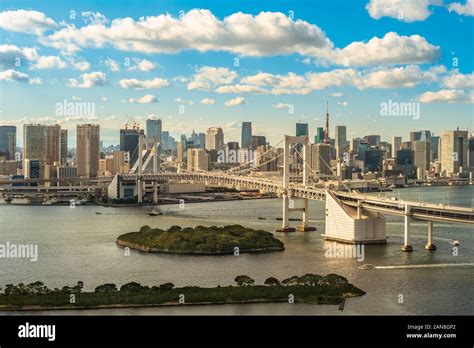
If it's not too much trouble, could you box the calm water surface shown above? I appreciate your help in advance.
[0,186,473,315]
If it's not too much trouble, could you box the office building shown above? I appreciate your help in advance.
[310,143,331,175]
[120,128,144,166]
[296,123,309,137]
[335,125,347,160]
[186,148,209,172]
[364,148,382,173]
[76,124,100,178]
[314,127,325,144]
[364,135,381,147]
[440,129,468,175]
[60,129,68,165]
[396,149,414,178]
[0,126,16,160]
[146,119,162,143]
[413,140,430,179]
[205,127,224,151]
[392,136,402,158]
[241,122,252,149]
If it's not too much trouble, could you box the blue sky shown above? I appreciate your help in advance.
[0,0,473,146]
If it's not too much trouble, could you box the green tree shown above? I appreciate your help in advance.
[264,277,280,286]
[234,275,255,286]
[120,282,144,293]
[159,283,175,290]
[95,283,118,293]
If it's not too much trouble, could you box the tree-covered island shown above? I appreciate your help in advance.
[116,224,285,254]
[0,274,365,311]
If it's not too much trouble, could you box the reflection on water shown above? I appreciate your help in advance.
[0,185,473,315]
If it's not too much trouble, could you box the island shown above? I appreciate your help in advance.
[0,274,365,311]
[116,224,285,255]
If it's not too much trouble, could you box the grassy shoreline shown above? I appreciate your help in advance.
[0,274,365,311]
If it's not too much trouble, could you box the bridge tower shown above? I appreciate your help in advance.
[276,135,316,232]
[136,135,160,204]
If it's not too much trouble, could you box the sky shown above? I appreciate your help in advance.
[0,0,473,147]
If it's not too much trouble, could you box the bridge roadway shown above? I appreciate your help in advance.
[122,172,474,225]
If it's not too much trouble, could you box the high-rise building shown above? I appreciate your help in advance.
[413,140,430,179]
[186,148,209,172]
[431,135,440,160]
[205,127,224,151]
[23,124,47,178]
[440,129,468,175]
[364,148,382,173]
[198,133,206,149]
[310,143,331,175]
[177,141,185,164]
[60,129,68,165]
[112,151,129,174]
[335,125,347,160]
[120,128,144,166]
[251,135,266,150]
[364,135,381,147]
[146,119,162,143]
[76,124,100,178]
[392,136,402,158]
[44,125,61,166]
[469,136,474,169]
[241,122,252,149]
[296,123,309,137]
[0,126,16,160]
[314,127,324,144]
[396,149,414,178]
[162,131,170,150]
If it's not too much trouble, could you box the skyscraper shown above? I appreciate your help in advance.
[440,129,468,175]
[76,124,100,178]
[392,136,402,158]
[205,127,224,151]
[120,128,144,166]
[396,149,414,178]
[364,135,381,147]
[186,148,209,172]
[45,124,61,165]
[310,143,331,175]
[60,129,68,165]
[0,126,16,160]
[314,127,324,144]
[241,122,252,149]
[23,124,46,177]
[146,119,162,143]
[413,140,430,179]
[251,135,266,149]
[335,125,347,160]
[296,123,309,137]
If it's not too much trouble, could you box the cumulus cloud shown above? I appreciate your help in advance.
[0,69,41,84]
[359,65,442,89]
[331,32,440,66]
[0,10,58,35]
[448,0,474,16]
[68,71,106,88]
[119,77,169,89]
[215,84,267,94]
[174,97,194,105]
[31,55,66,69]
[442,70,474,89]
[200,98,215,105]
[366,0,441,22]
[188,66,238,91]
[128,58,156,72]
[104,58,120,71]
[224,96,245,106]
[418,89,474,103]
[126,94,158,104]
[331,92,343,97]
[81,11,109,25]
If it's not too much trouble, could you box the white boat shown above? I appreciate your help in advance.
[453,240,461,246]
[359,264,375,270]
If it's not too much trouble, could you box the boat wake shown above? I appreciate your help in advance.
[360,263,474,270]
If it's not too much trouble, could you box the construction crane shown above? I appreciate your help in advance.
[124,113,140,130]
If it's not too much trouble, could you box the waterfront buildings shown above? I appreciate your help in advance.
[335,125,347,160]
[241,122,252,149]
[205,127,224,151]
[120,128,144,166]
[146,119,162,143]
[76,124,100,178]
[0,126,16,160]
[440,129,468,175]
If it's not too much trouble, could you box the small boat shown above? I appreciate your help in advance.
[149,206,162,216]
[95,212,102,215]
[258,217,266,220]
[359,264,375,270]
[452,240,461,246]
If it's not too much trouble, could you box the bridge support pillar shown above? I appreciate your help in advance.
[425,220,436,251]
[296,198,316,232]
[401,205,413,252]
[276,194,295,232]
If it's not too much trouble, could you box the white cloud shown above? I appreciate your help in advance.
[72,60,90,71]
[365,0,443,22]
[68,71,106,88]
[102,97,108,101]
[0,69,41,84]
[442,70,474,89]
[104,58,120,71]
[31,55,66,70]
[0,44,38,69]
[81,11,109,25]
[128,58,156,72]
[126,94,158,104]
[418,89,474,103]
[448,0,474,16]
[105,115,117,121]
[72,96,81,101]
[331,32,439,66]
[200,98,215,105]
[338,101,349,107]
[0,10,58,35]
[188,66,238,91]
[331,92,343,97]
[224,96,245,106]
[119,77,169,89]
[358,65,442,89]
[42,10,333,57]
[215,84,267,94]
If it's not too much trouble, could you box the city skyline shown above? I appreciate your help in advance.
[0,0,473,147]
